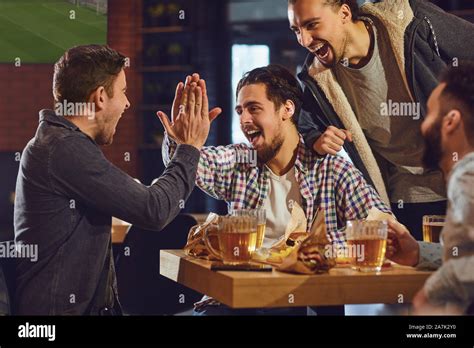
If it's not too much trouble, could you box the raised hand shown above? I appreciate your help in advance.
[157,74,222,150]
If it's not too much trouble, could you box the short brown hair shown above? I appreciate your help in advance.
[236,65,303,125]
[288,0,359,21]
[53,45,126,103]
[439,61,474,145]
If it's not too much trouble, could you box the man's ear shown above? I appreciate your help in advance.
[282,99,295,121]
[444,109,462,135]
[89,86,107,112]
[339,4,352,23]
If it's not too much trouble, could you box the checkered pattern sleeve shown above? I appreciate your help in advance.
[332,155,392,224]
[195,144,244,201]
[163,134,247,201]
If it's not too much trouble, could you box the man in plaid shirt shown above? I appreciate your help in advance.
[159,65,391,315]
[162,65,391,248]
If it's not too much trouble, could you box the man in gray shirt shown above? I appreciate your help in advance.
[13,45,220,315]
[386,62,474,314]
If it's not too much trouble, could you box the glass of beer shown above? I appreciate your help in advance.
[204,215,258,265]
[346,220,388,272]
[230,209,266,249]
[422,215,445,243]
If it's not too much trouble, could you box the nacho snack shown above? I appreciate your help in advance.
[277,209,336,274]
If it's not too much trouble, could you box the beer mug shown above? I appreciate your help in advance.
[230,208,266,249]
[204,215,258,265]
[422,215,445,243]
[346,220,388,272]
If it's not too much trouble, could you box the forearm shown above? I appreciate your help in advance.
[163,133,238,201]
[142,144,200,230]
[415,241,442,270]
[51,137,200,231]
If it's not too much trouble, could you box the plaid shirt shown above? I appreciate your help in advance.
[163,135,391,245]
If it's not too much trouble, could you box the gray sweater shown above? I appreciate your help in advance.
[417,152,474,310]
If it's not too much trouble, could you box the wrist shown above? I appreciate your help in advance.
[186,142,202,151]
[411,245,420,267]
[313,140,323,155]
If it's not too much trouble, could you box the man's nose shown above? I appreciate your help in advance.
[300,30,313,48]
[240,111,253,125]
[125,97,130,110]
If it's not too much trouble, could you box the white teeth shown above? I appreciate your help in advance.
[247,130,260,135]
[314,42,325,52]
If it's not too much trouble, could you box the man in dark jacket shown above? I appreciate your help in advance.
[288,0,474,238]
[13,45,220,315]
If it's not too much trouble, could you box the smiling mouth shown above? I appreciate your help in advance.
[245,128,263,146]
[313,41,330,61]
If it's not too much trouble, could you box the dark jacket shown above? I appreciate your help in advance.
[13,110,200,315]
[0,265,9,315]
[297,0,474,203]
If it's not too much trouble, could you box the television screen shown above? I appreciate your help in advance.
[0,0,107,63]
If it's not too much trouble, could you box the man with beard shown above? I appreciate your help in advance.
[160,65,391,315]
[14,45,217,315]
[288,0,474,239]
[386,62,474,314]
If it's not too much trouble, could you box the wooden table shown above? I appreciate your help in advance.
[111,223,130,244]
[160,250,434,308]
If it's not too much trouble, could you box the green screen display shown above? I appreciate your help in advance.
[0,0,107,63]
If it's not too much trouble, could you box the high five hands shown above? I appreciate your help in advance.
[157,73,222,150]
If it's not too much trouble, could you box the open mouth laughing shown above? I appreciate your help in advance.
[244,128,264,147]
[312,41,332,65]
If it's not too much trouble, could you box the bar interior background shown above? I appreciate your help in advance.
[0,0,473,315]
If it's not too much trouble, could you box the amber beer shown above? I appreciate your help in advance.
[230,208,266,249]
[205,215,258,264]
[423,215,445,243]
[256,223,266,249]
[347,238,387,271]
[346,220,388,272]
[218,230,257,263]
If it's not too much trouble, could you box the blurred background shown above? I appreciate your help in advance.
[0,0,473,240]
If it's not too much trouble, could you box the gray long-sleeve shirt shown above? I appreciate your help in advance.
[13,109,200,315]
[416,152,474,310]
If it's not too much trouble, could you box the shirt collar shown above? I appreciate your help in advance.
[294,135,320,175]
[39,109,80,131]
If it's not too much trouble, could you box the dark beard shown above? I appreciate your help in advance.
[422,119,443,171]
[257,134,284,164]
